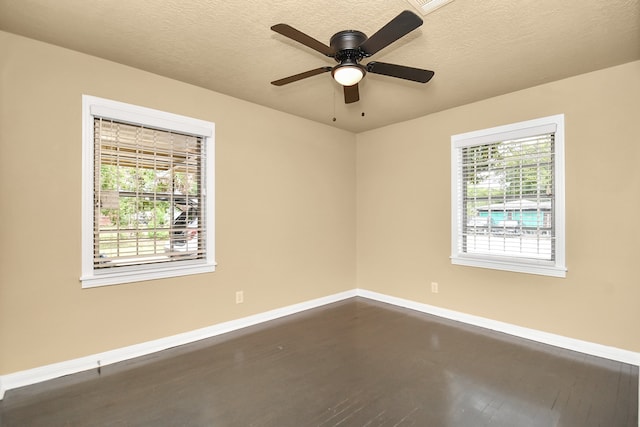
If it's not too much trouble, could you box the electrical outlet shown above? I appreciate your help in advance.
[235,291,244,304]
[431,282,439,293]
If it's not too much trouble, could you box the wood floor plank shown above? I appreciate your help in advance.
[0,297,637,426]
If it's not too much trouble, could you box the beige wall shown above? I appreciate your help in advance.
[0,32,356,374]
[1,30,638,377]
[357,60,640,352]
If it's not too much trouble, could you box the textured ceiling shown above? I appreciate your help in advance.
[1,0,639,133]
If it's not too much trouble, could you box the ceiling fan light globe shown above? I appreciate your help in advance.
[332,65,364,86]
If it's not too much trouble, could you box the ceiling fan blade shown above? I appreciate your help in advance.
[366,61,434,83]
[271,67,332,86]
[271,24,335,57]
[343,84,360,104]
[359,10,423,57]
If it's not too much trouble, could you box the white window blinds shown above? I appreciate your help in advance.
[94,118,207,269]
[93,118,207,269]
[458,132,555,260]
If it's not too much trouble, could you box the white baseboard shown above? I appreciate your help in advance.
[1,288,638,401]
[0,290,357,399]
[356,289,640,366]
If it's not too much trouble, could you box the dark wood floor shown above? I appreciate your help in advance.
[0,297,637,426]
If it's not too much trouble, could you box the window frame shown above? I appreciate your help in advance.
[81,95,216,288]
[450,114,566,278]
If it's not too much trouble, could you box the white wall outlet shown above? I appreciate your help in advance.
[431,282,439,293]
[235,290,244,304]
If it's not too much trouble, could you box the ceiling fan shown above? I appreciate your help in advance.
[270,10,435,104]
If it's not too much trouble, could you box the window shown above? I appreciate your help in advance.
[451,114,565,277]
[81,96,215,287]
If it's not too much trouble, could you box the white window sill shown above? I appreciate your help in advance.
[81,261,216,288]
[451,255,566,278]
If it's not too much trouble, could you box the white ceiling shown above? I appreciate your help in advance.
[1,0,639,133]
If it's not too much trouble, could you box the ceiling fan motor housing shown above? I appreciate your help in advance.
[330,30,367,63]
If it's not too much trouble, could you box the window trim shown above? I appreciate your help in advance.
[450,114,566,278]
[81,95,216,288]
